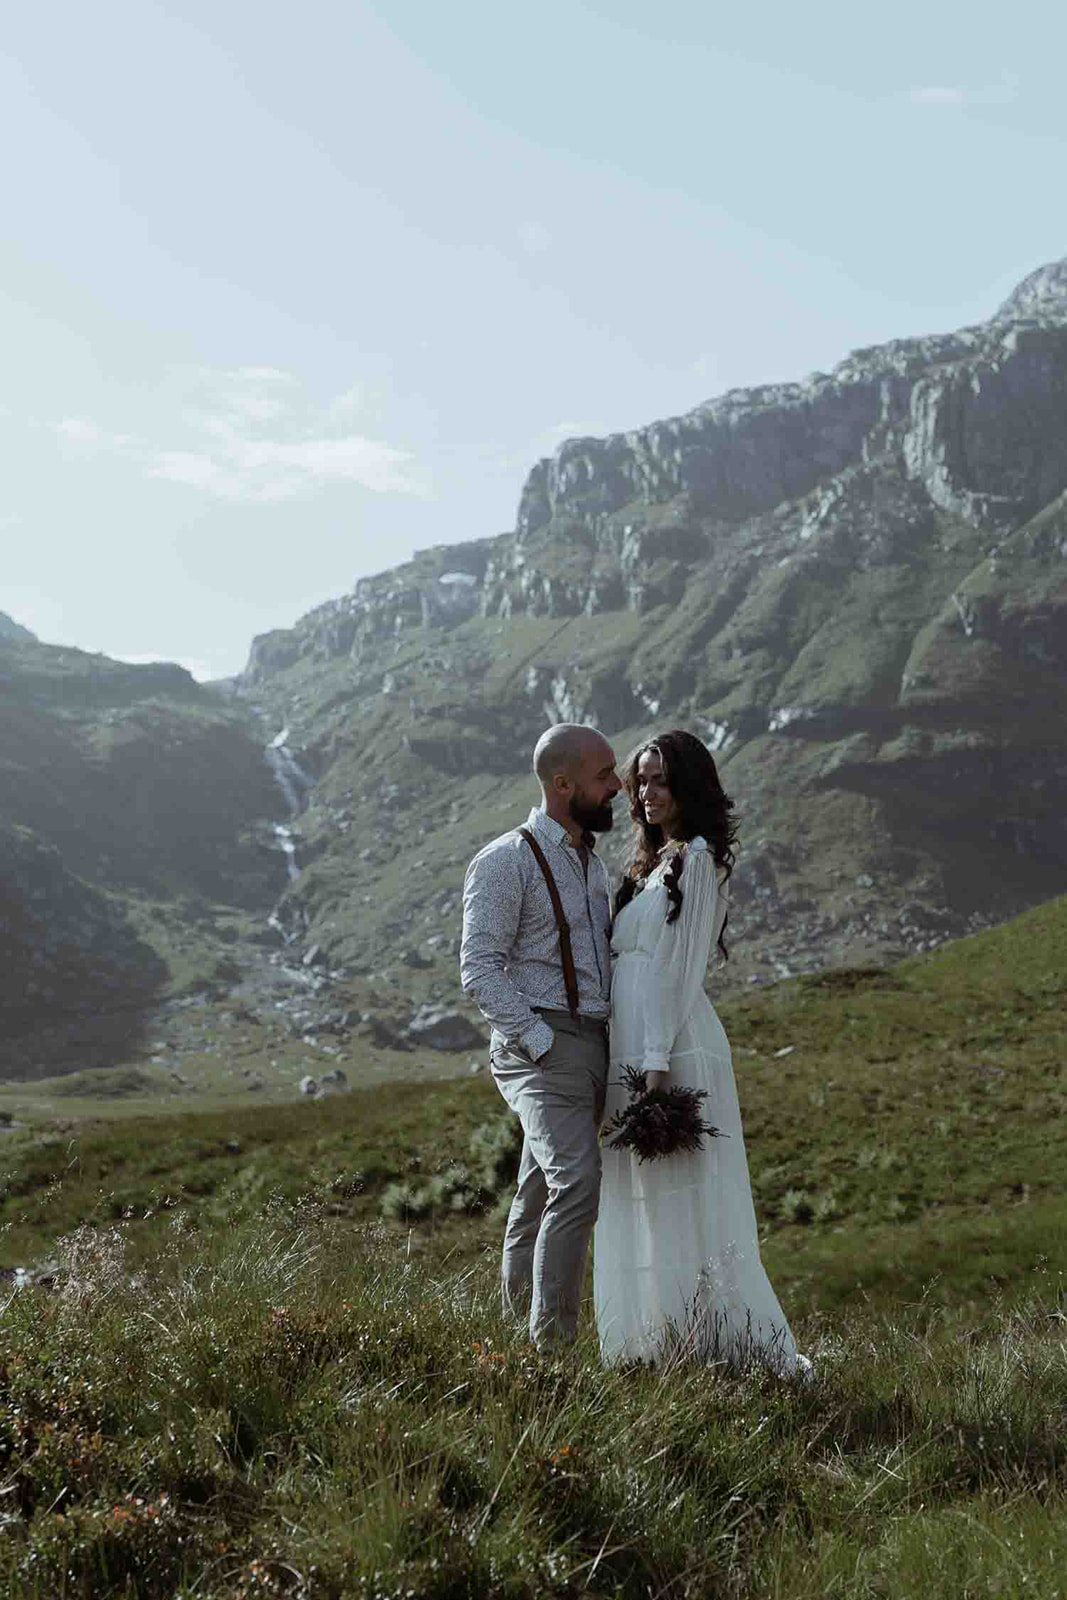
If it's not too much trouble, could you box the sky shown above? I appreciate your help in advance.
[2,0,1066,680]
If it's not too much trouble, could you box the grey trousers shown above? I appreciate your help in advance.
[489,1009,609,1346]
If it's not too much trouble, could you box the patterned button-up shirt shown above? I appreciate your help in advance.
[460,806,612,1059]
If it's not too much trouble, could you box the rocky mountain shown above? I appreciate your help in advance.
[0,639,284,1075]
[238,258,1067,996]
[4,260,1066,1087]
[0,611,36,643]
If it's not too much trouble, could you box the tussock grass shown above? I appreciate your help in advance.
[5,894,1067,1320]
[2,898,1067,1591]
[3,1207,1067,1597]
[0,1077,501,1265]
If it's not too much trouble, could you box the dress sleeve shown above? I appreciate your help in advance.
[640,839,719,1074]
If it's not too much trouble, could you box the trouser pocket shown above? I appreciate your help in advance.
[490,1033,548,1070]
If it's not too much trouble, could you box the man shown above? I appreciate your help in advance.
[460,723,622,1347]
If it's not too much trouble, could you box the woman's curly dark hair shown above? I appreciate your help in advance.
[613,728,739,960]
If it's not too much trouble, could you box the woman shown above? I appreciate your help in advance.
[594,729,807,1374]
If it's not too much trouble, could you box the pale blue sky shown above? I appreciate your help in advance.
[2,0,1064,678]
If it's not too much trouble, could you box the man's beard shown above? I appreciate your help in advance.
[569,791,615,834]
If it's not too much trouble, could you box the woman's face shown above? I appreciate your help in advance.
[636,748,679,835]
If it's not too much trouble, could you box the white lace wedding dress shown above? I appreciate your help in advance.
[594,838,805,1372]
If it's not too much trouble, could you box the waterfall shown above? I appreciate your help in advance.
[266,727,314,813]
[265,728,313,883]
[273,823,300,883]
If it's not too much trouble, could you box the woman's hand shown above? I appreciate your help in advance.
[642,1069,670,1094]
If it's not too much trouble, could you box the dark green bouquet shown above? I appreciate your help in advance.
[605,1066,724,1163]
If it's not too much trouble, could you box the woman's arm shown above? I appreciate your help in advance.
[640,839,719,1078]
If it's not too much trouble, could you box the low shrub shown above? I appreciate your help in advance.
[379,1112,521,1225]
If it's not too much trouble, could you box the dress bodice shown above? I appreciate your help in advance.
[611,876,671,958]
[611,841,728,966]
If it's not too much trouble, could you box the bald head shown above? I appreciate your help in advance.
[533,723,622,838]
[533,724,606,786]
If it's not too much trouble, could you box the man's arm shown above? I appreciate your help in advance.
[460,844,554,1060]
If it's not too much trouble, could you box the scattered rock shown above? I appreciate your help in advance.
[360,1013,414,1051]
[312,1010,354,1037]
[400,947,433,969]
[406,1005,486,1052]
[299,1075,320,1096]
[319,1067,349,1093]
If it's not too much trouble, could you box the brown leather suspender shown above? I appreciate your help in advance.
[518,827,581,1022]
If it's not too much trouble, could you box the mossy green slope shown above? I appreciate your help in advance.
[0,638,284,1075]
[1,894,1065,1596]
[1,892,1064,1323]
[2,1138,1067,1595]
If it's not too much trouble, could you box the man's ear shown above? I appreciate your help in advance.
[551,770,572,798]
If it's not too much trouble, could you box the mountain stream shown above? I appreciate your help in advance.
[265,727,314,893]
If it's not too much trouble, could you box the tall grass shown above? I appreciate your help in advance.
[3,1201,1067,1598]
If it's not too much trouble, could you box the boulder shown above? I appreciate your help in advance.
[400,946,434,969]
[406,1005,486,1052]
[360,1013,414,1051]
[319,1068,349,1093]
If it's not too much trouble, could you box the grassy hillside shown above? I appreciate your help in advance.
[0,641,280,902]
[4,1214,1067,1598]
[2,891,1064,1319]
[0,637,293,1078]
[1,899,1067,1595]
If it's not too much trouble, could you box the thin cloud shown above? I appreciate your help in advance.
[329,382,366,418]
[517,220,553,255]
[56,417,135,453]
[224,393,289,424]
[147,432,418,502]
[54,369,424,504]
[222,366,293,383]
[148,450,221,491]
[908,75,1018,107]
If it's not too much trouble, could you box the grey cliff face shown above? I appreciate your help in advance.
[235,259,1067,994]
[507,296,1067,563]
[239,260,1067,675]
[242,542,493,682]
[901,325,1067,529]
[994,257,1067,323]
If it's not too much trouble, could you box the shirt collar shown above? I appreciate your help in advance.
[527,806,597,853]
